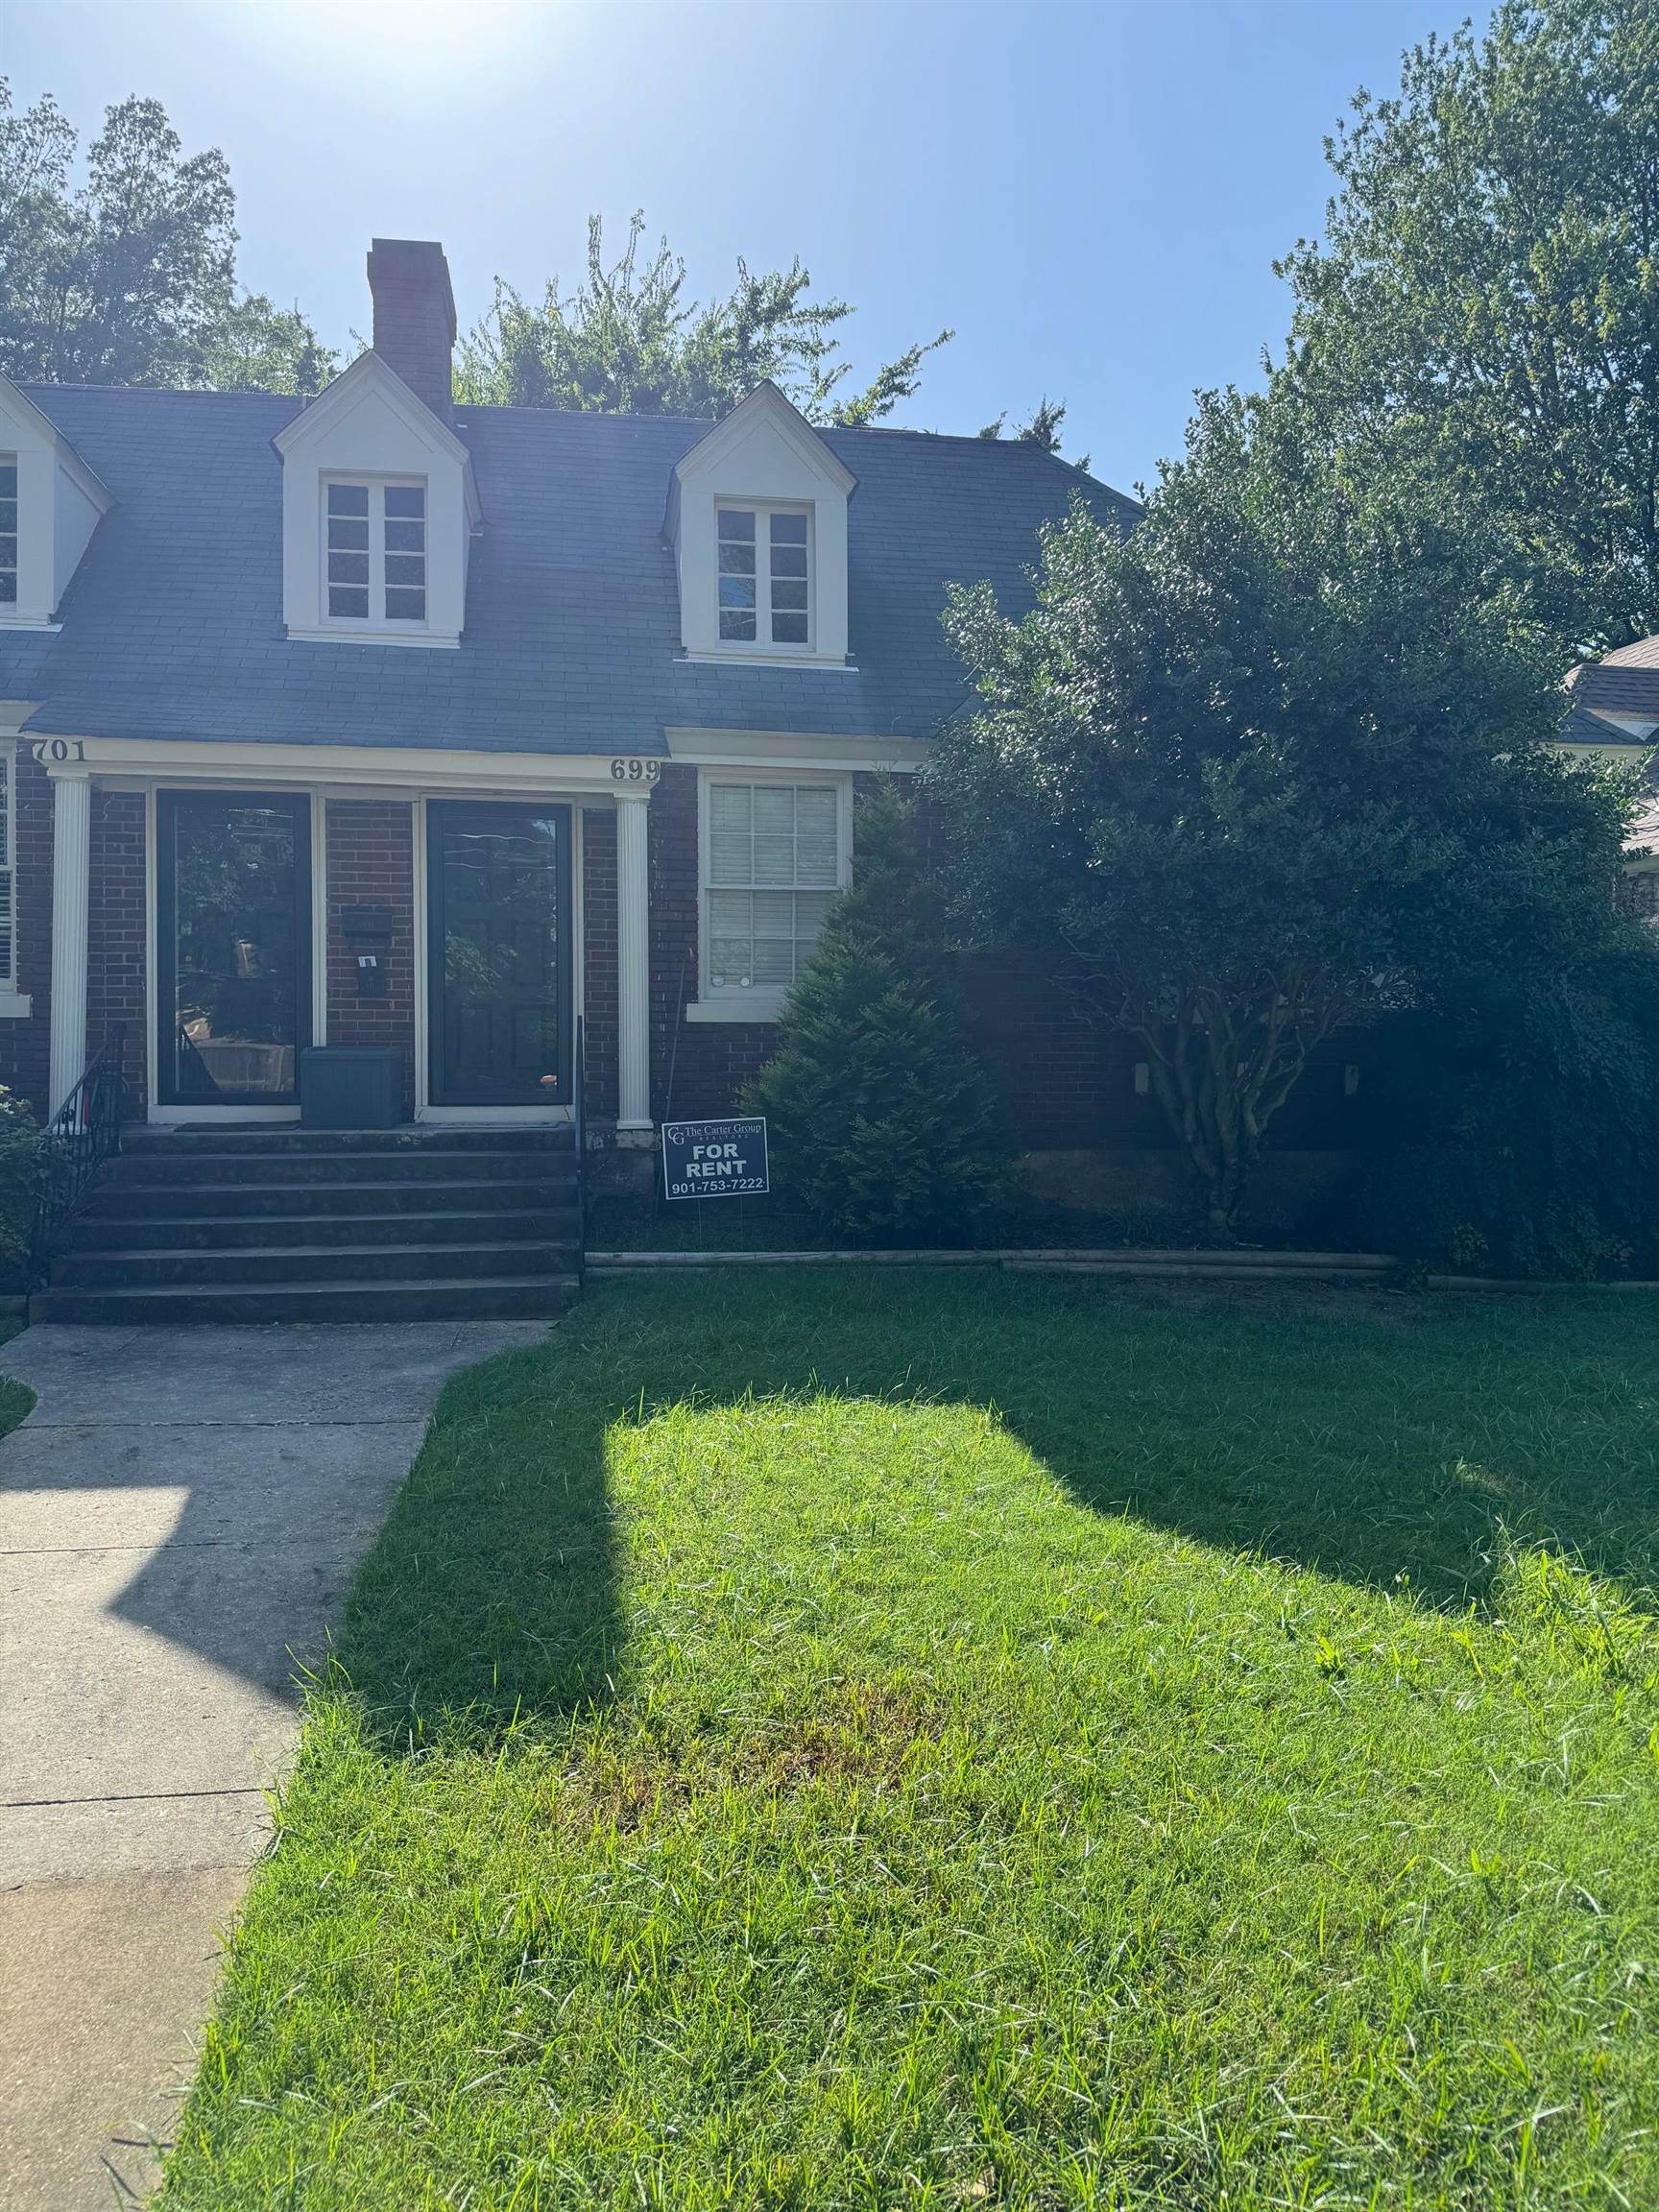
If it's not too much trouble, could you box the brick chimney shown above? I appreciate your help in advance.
[366,238,456,421]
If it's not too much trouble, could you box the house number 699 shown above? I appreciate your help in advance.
[31,739,86,765]
[610,757,660,782]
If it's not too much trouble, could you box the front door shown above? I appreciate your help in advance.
[426,802,572,1106]
[156,790,311,1107]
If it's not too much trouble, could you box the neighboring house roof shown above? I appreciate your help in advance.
[1560,701,1648,746]
[1564,644,1659,721]
[0,384,1137,758]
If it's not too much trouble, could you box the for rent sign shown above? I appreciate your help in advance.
[661,1117,770,1200]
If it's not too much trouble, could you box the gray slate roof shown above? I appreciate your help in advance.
[1,384,1137,758]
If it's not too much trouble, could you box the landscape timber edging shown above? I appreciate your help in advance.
[584,1250,1659,1292]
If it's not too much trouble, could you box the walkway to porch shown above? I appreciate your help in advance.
[0,1315,550,2210]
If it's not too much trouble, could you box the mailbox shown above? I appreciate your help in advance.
[341,904,393,1001]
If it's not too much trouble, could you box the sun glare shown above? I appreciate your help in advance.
[220,0,556,101]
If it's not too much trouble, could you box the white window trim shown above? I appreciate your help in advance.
[319,472,430,639]
[0,744,24,1016]
[689,765,852,1023]
[714,500,815,659]
[0,452,16,616]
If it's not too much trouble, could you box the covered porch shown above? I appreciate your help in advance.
[39,736,657,1137]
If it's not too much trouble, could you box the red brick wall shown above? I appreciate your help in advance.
[962,950,1167,1151]
[647,764,776,1120]
[0,764,149,1121]
[324,799,417,1117]
[637,765,1366,1154]
[87,787,147,1107]
[581,804,619,1117]
[0,747,55,1118]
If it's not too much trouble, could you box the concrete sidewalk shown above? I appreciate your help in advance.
[0,1319,549,2212]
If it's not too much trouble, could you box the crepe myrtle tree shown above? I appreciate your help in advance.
[934,390,1634,1237]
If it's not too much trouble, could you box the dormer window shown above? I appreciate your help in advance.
[717,503,811,649]
[0,460,16,607]
[0,387,109,628]
[275,349,476,650]
[325,478,427,625]
[667,387,853,665]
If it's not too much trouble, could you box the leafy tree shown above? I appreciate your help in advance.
[745,783,1011,1244]
[455,210,950,423]
[0,1084,36,1285]
[1275,0,1659,652]
[1345,950,1659,1279]
[0,82,332,393]
[935,389,1638,1237]
[978,396,1089,473]
[201,292,336,397]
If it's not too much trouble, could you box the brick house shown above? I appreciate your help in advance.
[0,239,1150,1121]
[0,239,1419,1312]
[15,239,1575,1309]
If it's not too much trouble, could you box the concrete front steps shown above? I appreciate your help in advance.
[35,1125,583,1323]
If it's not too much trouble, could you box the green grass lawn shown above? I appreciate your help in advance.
[162,1274,1659,2210]
[0,1315,33,1438]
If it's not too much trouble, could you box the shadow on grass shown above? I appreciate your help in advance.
[329,1272,1659,1750]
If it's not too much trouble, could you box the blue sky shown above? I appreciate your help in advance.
[2,0,1488,495]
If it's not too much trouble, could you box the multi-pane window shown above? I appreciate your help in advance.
[325,479,426,624]
[705,780,841,996]
[0,459,16,607]
[0,750,16,988]
[716,505,811,648]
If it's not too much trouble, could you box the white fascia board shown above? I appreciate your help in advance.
[665,726,926,772]
[274,349,471,469]
[38,733,664,798]
[0,378,113,512]
[669,380,857,498]
[275,350,478,640]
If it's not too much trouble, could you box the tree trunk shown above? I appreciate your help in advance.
[1140,1008,1298,1244]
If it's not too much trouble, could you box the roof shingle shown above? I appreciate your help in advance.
[0,386,1137,757]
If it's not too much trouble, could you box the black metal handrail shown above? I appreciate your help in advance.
[31,1023,130,1284]
[571,1012,587,1284]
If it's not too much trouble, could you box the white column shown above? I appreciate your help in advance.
[48,771,92,1112]
[614,789,652,1135]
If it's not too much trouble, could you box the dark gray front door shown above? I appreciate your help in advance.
[426,802,572,1106]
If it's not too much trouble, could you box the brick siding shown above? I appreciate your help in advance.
[87,787,147,1105]
[641,763,1133,1142]
[647,764,775,1120]
[580,804,619,1117]
[324,799,417,1118]
[0,757,1374,1152]
[0,747,55,1117]
[638,763,1365,1153]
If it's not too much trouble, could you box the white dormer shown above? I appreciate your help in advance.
[665,381,855,667]
[273,350,480,650]
[0,379,112,630]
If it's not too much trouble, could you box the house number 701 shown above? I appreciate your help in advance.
[31,739,86,765]
[610,757,660,782]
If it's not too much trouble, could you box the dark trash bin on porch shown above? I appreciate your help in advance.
[300,1046,403,1129]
